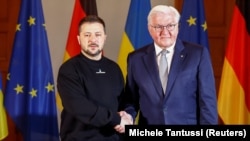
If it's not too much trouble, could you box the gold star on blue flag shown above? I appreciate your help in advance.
[4,0,59,141]
[178,0,210,51]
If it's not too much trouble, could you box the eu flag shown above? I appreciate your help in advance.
[4,0,60,141]
[178,0,210,50]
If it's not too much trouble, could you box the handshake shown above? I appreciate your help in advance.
[114,111,133,133]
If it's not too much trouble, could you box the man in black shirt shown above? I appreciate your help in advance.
[57,15,132,141]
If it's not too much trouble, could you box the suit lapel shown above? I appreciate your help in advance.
[143,45,163,96]
[165,39,187,98]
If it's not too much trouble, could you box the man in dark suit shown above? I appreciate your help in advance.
[120,5,218,125]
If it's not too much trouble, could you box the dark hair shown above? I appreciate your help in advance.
[78,15,106,33]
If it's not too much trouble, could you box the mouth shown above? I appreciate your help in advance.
[89,43,99,47]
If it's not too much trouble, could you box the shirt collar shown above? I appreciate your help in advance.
[155,42,175,56]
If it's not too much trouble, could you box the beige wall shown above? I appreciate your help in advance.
[42,0,174,84]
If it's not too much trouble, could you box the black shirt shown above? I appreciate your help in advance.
[57,53,125,141]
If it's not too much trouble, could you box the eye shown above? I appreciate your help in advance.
[96,33,102,37]
[156,26,163,30]
[169,24,175,28]
[84,34,91,37]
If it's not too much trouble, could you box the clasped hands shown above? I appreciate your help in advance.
[114,111,133,133]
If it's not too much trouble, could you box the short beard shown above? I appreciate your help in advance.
[83,48,102,57]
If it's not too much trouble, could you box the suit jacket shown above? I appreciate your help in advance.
[123,39,218,125]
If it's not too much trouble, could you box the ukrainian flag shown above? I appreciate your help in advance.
[0,73,8,140]
[117,0,152,78]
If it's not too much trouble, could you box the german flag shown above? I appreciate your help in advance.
[63,0,97,61]
[56,0,97,112]
[218,0,250,124]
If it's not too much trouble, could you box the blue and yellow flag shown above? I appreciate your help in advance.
[0,73,8,140]
[117,0,152,77]
[4,0,59,141]
[178,0,209,50]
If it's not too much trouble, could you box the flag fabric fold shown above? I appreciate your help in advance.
[63,0,98,61]
[4,0,60,140]
[218,0,250,124]
[117,0,152,77]
[80,0,98,16]
[0,73,8,140]
[56,0,98,112]
[178,0,210,50]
